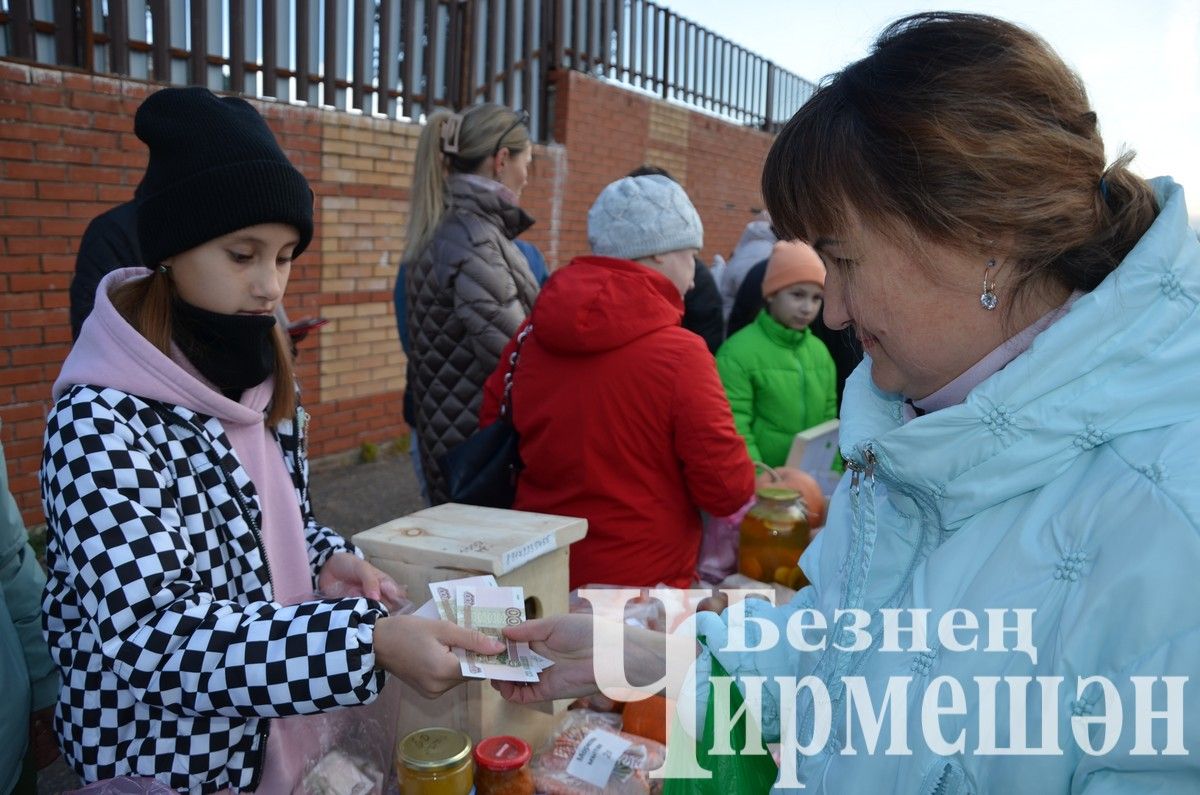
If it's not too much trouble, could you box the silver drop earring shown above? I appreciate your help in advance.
[980,259,998,311]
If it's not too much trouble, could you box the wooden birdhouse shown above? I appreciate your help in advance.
[353,502,588,749]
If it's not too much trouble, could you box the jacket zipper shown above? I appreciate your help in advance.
[152,404,275,790]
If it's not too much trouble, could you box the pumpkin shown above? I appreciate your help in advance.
[621,694,671,745]
[755,466,827,529]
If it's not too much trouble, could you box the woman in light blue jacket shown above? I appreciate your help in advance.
[495,12,1200,794]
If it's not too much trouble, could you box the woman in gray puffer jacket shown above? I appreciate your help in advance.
[404,104,539,503]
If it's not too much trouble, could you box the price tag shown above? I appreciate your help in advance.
[565,729,633,788]
[500,531,556,573]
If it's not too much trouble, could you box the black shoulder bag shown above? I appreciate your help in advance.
[438,324,532,508]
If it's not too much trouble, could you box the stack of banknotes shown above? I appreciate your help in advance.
[413,574,554,682]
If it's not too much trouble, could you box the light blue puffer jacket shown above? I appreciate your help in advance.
[695,178,1200,793]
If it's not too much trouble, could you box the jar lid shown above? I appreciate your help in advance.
[756,486,800,502]
[398,727,473,771]
[474,735,532,771]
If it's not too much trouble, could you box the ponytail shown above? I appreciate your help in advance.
[404,109,455,263]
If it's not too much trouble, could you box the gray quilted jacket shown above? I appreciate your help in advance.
[406,175,539,503]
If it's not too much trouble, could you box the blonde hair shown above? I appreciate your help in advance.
[763,12,1157,310]
[404,103,530,262]
[110,271,296,426]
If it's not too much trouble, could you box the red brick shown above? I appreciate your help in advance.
[30,105,92,127]
[0,102,29,121]
[14,381,51,403]
[38,182,96,202]
[91,113,133,133]
[10,273,69,292]
[11,346,68,366]
[7,161,67,181]
[38,218,85,237]
[0,81,61,105]
[68,165,125,184]
[97,185,134,203]
[0,62,31,83]
[44,325,72,344]
[108,151,148,168]
[3,218,38,236]
[0,121,61,143]
[1,141,34,159]
[35,144,93,165]
[42,291,68,309]
[0,365,43,386]
[69,91,124,114]
[2,436,43,463]
[6,237,70,255]
[0,402,44,423]
[0,327,43,346]
[41,255,74,273]
[10,310,62,328]
[62,128,120,149]
[0,181,35,199]
[61,72,95,92]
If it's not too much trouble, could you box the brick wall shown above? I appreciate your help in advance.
[0,62,772,527]
[547,70,776,268]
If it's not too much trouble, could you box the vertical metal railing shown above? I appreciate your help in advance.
[0,0,815,136]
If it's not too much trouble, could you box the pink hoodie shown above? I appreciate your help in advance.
[56,267,326,792]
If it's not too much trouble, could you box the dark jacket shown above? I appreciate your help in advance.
[481,256,755,589]
[70,200,143,339]
[406,175,540,503]
[682,257,725,353]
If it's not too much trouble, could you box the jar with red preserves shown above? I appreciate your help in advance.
[473,735,534,795]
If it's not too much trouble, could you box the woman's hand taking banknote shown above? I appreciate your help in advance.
[493,614,695,704]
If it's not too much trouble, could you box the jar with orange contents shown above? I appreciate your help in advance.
[473,735,534,795]
[739,485,810,590]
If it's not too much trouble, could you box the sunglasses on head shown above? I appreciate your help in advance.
[494,109,530,156]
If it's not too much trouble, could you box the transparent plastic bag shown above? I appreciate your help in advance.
[531,709,667,795]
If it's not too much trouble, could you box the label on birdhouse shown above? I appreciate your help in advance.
[499,530,557,574]
[565,729,634,788]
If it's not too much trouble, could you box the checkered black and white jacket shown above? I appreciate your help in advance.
[40,384,387,793]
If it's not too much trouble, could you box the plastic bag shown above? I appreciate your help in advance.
[661,657,778,795]
[532,709,667,794]
[695,498,756,585]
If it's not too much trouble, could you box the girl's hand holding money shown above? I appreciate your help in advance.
[374,615,506,697]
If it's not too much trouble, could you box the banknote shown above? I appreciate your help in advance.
[429,574,498,623]
[456,584,540,682]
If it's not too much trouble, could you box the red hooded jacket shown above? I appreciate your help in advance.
[481,255,755,589]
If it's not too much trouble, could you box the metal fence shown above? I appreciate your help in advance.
[0,0,816,138]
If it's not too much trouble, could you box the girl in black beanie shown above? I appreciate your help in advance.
[42,87,502,793]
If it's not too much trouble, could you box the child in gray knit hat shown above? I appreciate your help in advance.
[587,174,704,296]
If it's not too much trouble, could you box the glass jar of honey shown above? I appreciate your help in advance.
[396,727,474,795]
[473,735,534,795]
[739,486,810,590]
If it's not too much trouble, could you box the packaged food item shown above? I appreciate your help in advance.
[395,727,474,795]
[303,749,382,795]
[738,486,810,590]
[474,735,534,795]
[532,710,666,795]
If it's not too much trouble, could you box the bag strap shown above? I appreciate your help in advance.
[500,323,533,420]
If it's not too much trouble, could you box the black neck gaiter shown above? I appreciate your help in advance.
[172,299,277,398]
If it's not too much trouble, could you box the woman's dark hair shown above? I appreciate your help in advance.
[763,12,1158,305]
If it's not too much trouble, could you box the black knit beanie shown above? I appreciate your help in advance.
[135,87,313,266]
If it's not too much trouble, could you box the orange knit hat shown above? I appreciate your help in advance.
[761,240,825,297]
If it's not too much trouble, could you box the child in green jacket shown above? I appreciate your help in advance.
[716,240,837,466]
